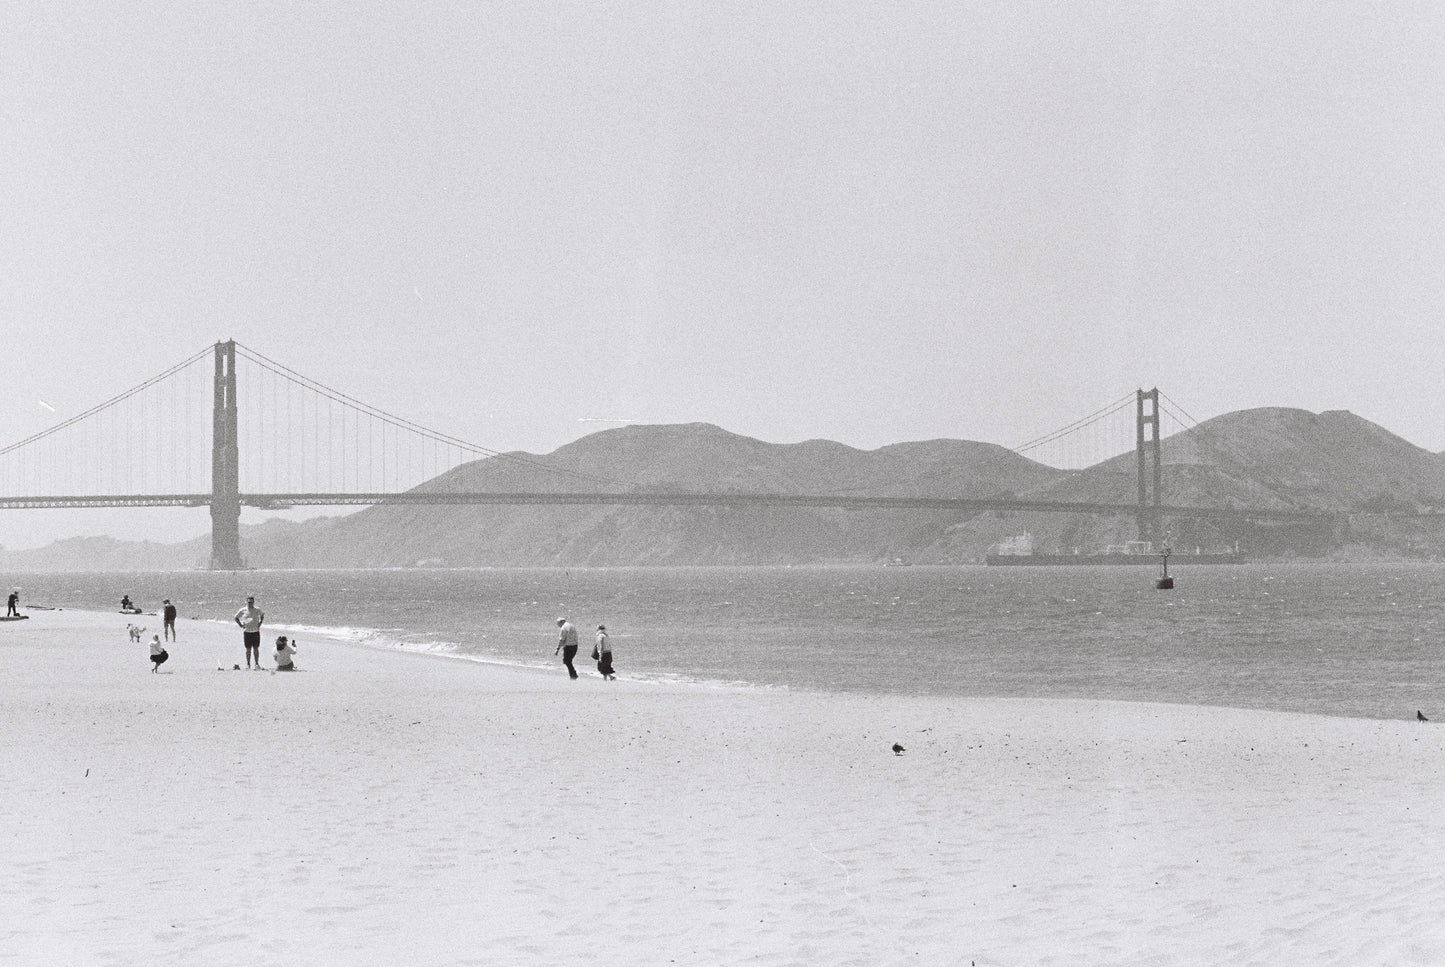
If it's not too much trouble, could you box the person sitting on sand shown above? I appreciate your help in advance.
[121,595,134,612]
[274,635,298,671]
[149,634,168,672]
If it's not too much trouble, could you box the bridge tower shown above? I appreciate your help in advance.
[1136,388,1163,546]
[210,340,243,569]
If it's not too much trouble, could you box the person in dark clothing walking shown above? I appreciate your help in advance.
[555,617,579,679]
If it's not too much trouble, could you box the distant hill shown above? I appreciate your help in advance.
[955,407,1445,558]
[0,535,206,572]
[3,412,1445,570]
[233,423,1065,567]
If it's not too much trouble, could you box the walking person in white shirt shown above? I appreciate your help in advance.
[554,617,579,679]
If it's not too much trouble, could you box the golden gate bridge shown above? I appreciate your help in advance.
[0,340,1329,569]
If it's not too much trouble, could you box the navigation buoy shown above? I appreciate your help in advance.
[1155,547,1174,590]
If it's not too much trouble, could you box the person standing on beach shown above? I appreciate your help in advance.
[595,624,615,680]
[6,590,18,617]
[162,599,178,641]
[235,596,265,669]
[555,617,579,679]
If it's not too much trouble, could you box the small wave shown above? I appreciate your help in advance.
[261,619,777,692]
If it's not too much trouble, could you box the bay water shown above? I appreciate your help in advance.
[7,563,1442,720]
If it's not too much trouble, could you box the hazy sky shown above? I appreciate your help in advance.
[2,2,1442,548]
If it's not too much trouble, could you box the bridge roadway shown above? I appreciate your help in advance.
[0,491,1337,522]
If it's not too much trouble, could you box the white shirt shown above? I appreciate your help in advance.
[235,605,264,633]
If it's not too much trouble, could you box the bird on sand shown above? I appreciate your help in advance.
[1418,710,1429,723]
[892,742,905,755]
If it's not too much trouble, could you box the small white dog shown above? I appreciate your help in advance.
[126,623,146,643]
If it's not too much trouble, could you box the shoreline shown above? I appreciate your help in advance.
[24,604,1429,724]
[5,608,1445,964]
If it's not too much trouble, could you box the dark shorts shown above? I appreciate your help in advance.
[243,631,261,650]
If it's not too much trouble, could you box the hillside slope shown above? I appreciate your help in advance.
[4,411,1444,569]
[241,423,1064,567]
[958,408,1445,557]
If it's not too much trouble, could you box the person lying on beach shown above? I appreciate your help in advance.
[274,635,298,672]
[149,634,168,672]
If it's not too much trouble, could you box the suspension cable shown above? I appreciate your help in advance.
[1014,392,1137,454]
[0,346,213,458]
[1158,391,1203,430]
[232,341,627,489]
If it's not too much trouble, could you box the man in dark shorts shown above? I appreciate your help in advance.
[554,617,579,679]
[163,599,178,641]
[234,596,265,669]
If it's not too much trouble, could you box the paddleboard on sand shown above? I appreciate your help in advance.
[1,614,30,621]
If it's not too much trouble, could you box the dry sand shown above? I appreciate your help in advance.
[3,608,1445,966]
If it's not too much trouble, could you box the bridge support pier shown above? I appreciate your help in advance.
[210,340,244,570]
[1136,388,1163,547]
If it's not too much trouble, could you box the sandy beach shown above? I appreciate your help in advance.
[3,609,1445,966]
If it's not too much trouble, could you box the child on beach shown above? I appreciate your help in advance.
[149,634,168,672]
[274,635,298,671]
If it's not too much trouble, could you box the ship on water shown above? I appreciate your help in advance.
[985,532,1243,566]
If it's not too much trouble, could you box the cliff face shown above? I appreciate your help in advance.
[4,411,1445,570]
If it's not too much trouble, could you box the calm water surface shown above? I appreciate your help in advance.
[7,564,1443,720]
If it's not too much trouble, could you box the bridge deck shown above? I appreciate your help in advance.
[0,491,1337,522]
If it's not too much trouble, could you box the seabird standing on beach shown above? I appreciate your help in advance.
[1418,710,1429,722]
[892,743,905,755]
